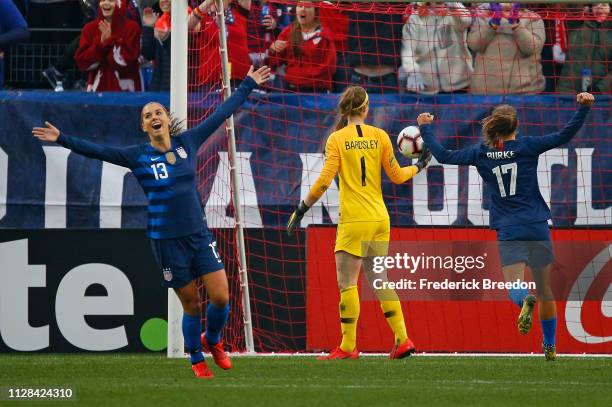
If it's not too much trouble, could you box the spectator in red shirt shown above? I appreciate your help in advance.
[75,0,142,92]
[269,1,337,92]
[190,0,251,88]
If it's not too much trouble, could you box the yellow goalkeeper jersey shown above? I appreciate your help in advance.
[307,124,418,224]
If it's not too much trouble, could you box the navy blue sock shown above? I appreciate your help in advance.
[182,313,204,364]
[205,303,230,345]
[541,317,557,346]
[508,287,529,308]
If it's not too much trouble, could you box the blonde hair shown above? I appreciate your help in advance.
[334,86,369,131]
[481,104,518,148]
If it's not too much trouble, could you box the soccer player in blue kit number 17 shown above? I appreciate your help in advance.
[418,92,595,361]
[32,66,272,378]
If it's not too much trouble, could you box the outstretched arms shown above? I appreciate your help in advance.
[183,66,271,149]
[32,122,132,168]
[417,113,479,166]
[522,92,594,155]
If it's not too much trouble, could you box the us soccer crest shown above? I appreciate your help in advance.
[176,147,187,159]
[165,152,176,165]
[162,267,173,281]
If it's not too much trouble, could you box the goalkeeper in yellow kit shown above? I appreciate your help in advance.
[287,86,431,359]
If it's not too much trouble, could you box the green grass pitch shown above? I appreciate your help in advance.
[1,354,611,406]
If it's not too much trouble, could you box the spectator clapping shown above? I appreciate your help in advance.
[75,0,142,92]
[468,2,545,94]
[401,2,472,94]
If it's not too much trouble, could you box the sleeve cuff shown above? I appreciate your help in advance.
[242,75,257,90]
[57,133,68,146]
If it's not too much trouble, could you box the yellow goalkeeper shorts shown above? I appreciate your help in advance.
[334,220,390,258]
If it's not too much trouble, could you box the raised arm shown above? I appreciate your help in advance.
[418,114,479,166]
[522,93,594,155]
[182,66,271,150]
[32,122,133,168]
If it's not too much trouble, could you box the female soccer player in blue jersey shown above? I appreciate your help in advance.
[32,66,271,378]
[418,92,594,360]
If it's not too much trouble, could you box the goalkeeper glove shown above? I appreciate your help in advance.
[287,200,310,236]
[415,146,432,173]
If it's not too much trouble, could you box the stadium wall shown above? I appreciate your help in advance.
[0,92,609,228]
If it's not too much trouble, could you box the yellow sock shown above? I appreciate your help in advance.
[339,285,360,353]
[378,289,408,344]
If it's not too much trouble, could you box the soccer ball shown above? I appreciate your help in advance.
[397,126,423,159]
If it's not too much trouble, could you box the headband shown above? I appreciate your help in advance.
[352,92,369,111]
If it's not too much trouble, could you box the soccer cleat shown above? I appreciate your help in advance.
[201,333,232,370]
[517,294,537,335]
[191,360,214,378]
[389,338,416,359]
[543,343,556,361]
[317,347,359,360]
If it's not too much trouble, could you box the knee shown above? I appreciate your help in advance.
[209,292,229,308]
[206,278,229,307]
[183,298,202,315]
[536,285,554,301]
[208,286,229,308]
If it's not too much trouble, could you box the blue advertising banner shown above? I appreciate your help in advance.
[0,91,609,229]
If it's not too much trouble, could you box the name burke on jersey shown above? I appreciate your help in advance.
[345,140,379,151]
[486,151,516,159]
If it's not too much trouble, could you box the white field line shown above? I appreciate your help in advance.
[211,352,612,358]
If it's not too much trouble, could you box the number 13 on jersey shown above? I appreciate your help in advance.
[151,163,168,180]
[492,163,517,197]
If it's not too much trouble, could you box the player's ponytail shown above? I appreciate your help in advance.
[481,104,518,149]
[168,113,185,138]
[334,86,369,131]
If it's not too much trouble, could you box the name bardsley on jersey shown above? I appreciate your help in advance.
[486,151,516,160]
[345,140,379,151]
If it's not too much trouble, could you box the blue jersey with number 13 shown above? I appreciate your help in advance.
[56,77,257,239]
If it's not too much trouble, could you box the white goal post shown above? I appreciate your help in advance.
[167,0,255,357]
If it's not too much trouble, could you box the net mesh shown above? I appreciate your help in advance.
[186,1,611,352]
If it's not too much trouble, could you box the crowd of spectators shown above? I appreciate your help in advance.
[0,1,610,95]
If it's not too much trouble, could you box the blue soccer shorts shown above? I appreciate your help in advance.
[150,229,225,288]
[496,221,554,268]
